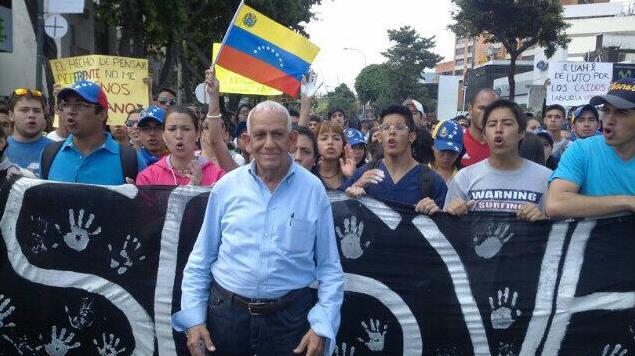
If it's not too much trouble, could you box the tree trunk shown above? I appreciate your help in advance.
[158,43,179,91]
[508,55,517,101]
[117,0,144,57]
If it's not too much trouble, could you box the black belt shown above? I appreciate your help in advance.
[211,283,304,316]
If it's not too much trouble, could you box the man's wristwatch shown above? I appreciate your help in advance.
[206,113,222,119]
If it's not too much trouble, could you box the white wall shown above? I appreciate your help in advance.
[436,75,462,121]
[0,0,37,97]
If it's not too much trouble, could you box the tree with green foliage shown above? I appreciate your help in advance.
[355,64,390,104]
[322,84,357,119]
[354,26,442,114]
[449,0,570,100]
[382,26,443,102]
[95,0,320,103]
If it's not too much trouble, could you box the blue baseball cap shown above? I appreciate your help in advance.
[535,129,554,146]
[433,120,464,154]
[573,104,599,122]
[343,128,366,146]
[138,106,166,126]
[58,80,109,114]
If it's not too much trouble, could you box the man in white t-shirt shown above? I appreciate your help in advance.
[444,99,552,222]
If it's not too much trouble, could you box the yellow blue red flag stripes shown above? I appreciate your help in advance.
[215,2,320,97]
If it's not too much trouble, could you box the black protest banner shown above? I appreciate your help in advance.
[0,178,634,355]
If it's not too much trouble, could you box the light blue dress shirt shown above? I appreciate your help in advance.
[47,133,146,184]
[172,157,344,355]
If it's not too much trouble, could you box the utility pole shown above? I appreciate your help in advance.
[36,0,44,90]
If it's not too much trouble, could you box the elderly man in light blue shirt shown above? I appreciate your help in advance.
[172,100,344,356]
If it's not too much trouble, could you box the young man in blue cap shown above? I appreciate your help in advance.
[430,120,464,182]
[547,78,635,218]
[343,128,367,168]
[572,104,601,140]
[136,106,167,167]
[42,80,145,184]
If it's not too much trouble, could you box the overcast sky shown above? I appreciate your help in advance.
[304,0,456,94]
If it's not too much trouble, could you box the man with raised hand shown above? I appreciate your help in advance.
[172,100,343,356]
[445,99,552,222]
[547,78,635,218]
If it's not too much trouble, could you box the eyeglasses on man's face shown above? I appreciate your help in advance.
[379,123,409,132]
[58,102,99,111]
[158,96,176,106]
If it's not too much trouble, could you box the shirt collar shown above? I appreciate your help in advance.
[62,132,120,154]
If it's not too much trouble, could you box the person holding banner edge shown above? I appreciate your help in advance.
[444,99,551,221]
[172,97,343,356]
[547,78,635,218]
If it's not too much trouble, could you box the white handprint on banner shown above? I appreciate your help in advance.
[93,333,127,355]
[489,287,521,329]
[0,294,16,328]
[357,318,387,351]
[29,215,49,254]
[334,342,355,356]
[42,325,81,355]
[108,235,146,275]
[336,215,370,259]
[65,296,95,330]
[55,209,102,252]
[603,344,628,356]
[2,334,42,355]
[474,222,514,259]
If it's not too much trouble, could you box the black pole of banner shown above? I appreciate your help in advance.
[35,0,44,91]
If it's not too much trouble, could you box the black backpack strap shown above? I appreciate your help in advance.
[418,164,435,200]
[119,144,139,181]
[40,141,65,180]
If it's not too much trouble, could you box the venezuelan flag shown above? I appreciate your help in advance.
[215,2,320,97]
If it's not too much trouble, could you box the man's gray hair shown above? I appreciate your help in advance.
[246,101,292,136]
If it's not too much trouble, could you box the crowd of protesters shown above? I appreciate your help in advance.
[1,65,634,355]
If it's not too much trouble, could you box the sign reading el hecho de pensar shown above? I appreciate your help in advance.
[50,55,149,125]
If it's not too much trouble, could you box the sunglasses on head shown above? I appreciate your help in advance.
[158,97,176,106]
[13,88,43,98]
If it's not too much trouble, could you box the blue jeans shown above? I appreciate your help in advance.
[205,285,313,356]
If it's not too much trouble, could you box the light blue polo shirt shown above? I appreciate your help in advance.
[550,135,635,196]
[47,133,146,185]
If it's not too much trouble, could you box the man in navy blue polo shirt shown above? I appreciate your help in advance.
[44,80,145,185]
[344,105,447,214]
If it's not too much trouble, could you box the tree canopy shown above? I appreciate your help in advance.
[319,83,357,119]
[95,0,321,102]
[449,0,570,99]
[354,26,442,114]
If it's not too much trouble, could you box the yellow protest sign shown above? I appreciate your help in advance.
[50,55,149,125]
[213,43,282,96]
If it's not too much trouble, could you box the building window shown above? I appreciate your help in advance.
[467,45,474,53]
[455,47,465,56]
[454,70,463,75]
[455,59,464,66]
